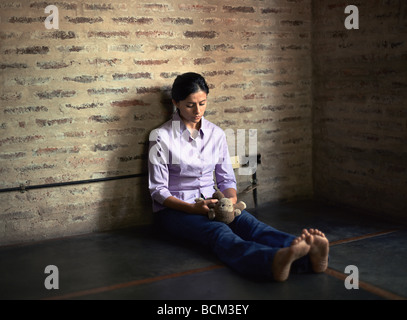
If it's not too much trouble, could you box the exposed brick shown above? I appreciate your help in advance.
[139,3,172,11]
[136,86,163,94]
[213,96,236,103]
[262,81,293,87]
[65,16,103,24]
[0,63,28,69]
[63,75,102,83]
[106,127,145,136]
[112,73,151,80]
[35,90,76,99]
[8,16,45,23]
[33,146,80,156]
[161,17,193,25]
[0,135,44,147]
[36,61,74,69]
[89,115,120,123]
[112,17,154,24]
[88,58,122,66]
[134,113,160,121]
[111,99,149,107]
[36,118,73,127]
[134,59,169,65]
[242,44,273,51]
[118,155,144,162]
[13,77,50,85]
[87,88,128,95]
[223,6,255,13]
[179,4,217,13]
[4,106,49,114]
[160,72,181,78]
[0,152,26,160]
[39,31,76,40]
[30,2,77,10]
[194,57,215,65]
[1,92,22,101]
[135,31,175,38]
[261,8,292,14]
[84,3,114,11]
[17,163,56,173]
[203,44,234,51]
[94,144,127,152]
[4,46,49,55]
[224,106,253,113]
[159,44,190,51]
[109,44,144,52]
[280,20,304,26]
[243,93,266,100]
[87,31,130,38]
[202,70,234,77]
[184,31,218,39]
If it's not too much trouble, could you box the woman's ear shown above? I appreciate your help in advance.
[172,99,179,108]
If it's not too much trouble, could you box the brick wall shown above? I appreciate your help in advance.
[313,0,407,220]
[0,0,313,244]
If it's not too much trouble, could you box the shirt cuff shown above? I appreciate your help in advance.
[218,181,237,193]
[152,188,172,205]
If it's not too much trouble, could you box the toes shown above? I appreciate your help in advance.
[308,228,326,238]
[305,234,314,245]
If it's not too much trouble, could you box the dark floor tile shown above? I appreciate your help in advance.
[254,200,402,243]
[328,230,407,299]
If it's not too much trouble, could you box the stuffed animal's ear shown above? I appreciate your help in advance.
[234,201,246,211]
[212,190,224,200]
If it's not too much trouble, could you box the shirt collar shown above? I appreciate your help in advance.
[172,110,206,139]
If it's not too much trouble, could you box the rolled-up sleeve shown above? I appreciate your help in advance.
[148,130,172,208]
[215,132,237,192]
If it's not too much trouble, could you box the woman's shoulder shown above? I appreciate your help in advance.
[148,117,173,141]
[202,118,228,140]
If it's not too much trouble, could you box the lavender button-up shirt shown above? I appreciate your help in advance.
[148,111,237,212]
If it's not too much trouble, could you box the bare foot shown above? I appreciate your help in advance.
[272,232,313,282]
[308,228,329,273]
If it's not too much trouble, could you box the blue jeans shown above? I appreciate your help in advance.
[155,209,312,280]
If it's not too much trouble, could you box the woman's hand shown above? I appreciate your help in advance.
[163,196,218,215]
[190,199,218,215]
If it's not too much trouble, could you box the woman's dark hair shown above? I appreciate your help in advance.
[171,72,209,102]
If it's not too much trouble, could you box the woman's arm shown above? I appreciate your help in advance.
[163,196,218,215]
[222,188,237,204]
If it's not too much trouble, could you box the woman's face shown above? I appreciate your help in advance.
[173,90,207,130]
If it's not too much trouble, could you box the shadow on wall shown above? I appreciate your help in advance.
[96,89,174,231]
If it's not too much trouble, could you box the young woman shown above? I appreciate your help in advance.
[148,72,329,281]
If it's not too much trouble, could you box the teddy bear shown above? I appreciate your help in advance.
[195,190,246,224]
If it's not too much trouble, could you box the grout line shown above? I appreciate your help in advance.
[324,267,407,300]
[43,264,224,300]
[329,229,400,246]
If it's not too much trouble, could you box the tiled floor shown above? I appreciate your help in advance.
[1,200,406,300]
